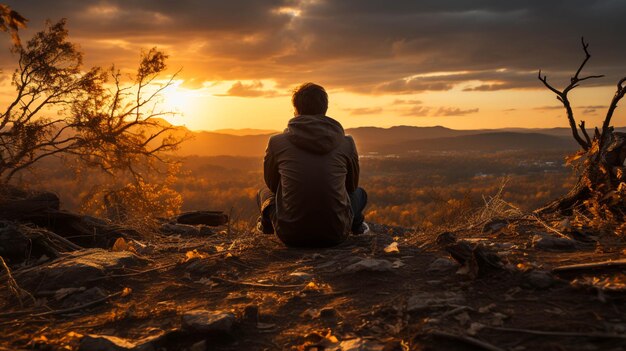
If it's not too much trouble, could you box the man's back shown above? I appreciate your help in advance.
[264,114,359,247]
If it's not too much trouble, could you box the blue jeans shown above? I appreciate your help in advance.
[257,187,368,234]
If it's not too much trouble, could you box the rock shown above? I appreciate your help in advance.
[532,234,577,252]
[189,340,207,351]
[181,310,235,333]
[61,287,107,308]
[176,211,228,226]
[343,258,394,273]
[78,334,136,351]
[160,223,213,236]
[524,270,556,289]
[0,221,63,263]
[0,221,30,261]
[18,248,145,290]
[482,219,507,233]
[427,257,458,273]
[435,232,457,246]
[339,338,384,351]
[447,242,504,278]
[289,272,313,281]
[319,307,339,320]
[0,190,60,221]
[407,291,465,312]
[242,305,259,324]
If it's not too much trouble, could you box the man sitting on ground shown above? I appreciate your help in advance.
[257,82,368,247]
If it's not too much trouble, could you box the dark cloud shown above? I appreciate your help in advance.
[1,0,625,94]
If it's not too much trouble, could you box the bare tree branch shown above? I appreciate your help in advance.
[537,37,605,151]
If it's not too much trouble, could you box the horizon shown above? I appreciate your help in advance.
[1,1,625,131]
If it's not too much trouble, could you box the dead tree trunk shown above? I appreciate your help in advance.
[536,38,626,215]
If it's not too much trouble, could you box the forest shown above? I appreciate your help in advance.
[21,148,576,230]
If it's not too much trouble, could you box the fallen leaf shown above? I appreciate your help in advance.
[121,287,132,297]
[184,250,207,262]
[112,237,128,252]
[384,242,400,254]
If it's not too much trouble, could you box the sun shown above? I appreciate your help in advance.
[161,80,194,115]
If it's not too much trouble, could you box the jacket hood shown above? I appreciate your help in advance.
[285,114,345,154]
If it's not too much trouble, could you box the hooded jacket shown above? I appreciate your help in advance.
[263,114,359,247]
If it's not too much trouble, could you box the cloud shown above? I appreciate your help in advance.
[534,104,608,113]
[2,0,625,94]
[534,105,564,111]
[432,107,479,116]
[393,99,423,105]
[399,106,431,117]
[344,107,383,115]
[216,81,281,97]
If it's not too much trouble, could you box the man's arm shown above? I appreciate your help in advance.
[264,137,280,193]
[345,136,360,193]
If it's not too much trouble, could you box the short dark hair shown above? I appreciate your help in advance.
[292,82,328,115]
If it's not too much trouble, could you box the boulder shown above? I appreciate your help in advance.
[532,234,577,252]
[18,248,146,291]
[78,334,136,351]
[427,257,458,273]
[176,211,228,226]
[407,291,465,312]
[181,310,235,333]
[523,270,557,289]
[160,223,214,237]
[343,258,394,273]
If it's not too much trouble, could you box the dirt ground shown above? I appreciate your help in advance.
[2,217,626,351]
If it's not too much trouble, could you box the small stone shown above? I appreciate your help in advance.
[61,287,107,308]
[407,291,465,312]
[79,334,136,351]
[482,219,507,233]
[343,258,394,273]
[319,307,338,320]
[289,272,313,281]
[435,232,457,246]
[427,257,458,272]
[532,235,577,252]
[242,305,259,324]
[524,270,556,289]
[181,310,235,333]
[338,338,384,351]
[189,340,207,351]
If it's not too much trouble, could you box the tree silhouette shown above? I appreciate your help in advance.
[537,38,626,220]
[0,19,184,184]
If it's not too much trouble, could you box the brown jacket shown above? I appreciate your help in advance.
[263,114,359,247]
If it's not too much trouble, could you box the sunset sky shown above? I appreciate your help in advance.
[1,0,625,132]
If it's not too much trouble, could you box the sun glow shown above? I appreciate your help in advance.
[157,80,205,125]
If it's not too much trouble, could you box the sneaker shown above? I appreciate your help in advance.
[353,221,370,235]
[256,216,274,234]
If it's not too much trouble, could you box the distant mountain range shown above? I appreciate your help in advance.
[172,124,626,157]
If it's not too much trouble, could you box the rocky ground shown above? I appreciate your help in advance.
[2,192,626,350]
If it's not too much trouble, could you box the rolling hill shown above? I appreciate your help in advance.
[172,125,582,157]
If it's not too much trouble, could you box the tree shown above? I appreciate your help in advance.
[537,38,626,224]
[0,4,26,46]
[0,19,184,185]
